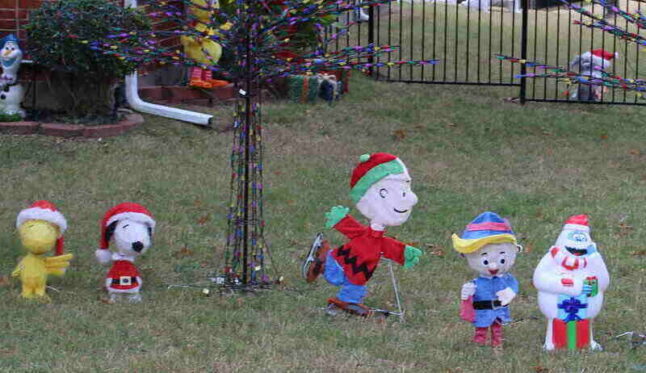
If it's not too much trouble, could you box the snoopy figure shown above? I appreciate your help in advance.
[95,203,155,303]
[569,49,618,102]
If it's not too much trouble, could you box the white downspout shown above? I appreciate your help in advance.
[124,0,213,126]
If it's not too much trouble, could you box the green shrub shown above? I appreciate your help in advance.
[25,0,150,118]
[25,0,149,80]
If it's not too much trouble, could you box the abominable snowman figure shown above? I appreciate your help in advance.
[569,49,617,102]
[453,212,521,348]
[95,203,156,303]
[533,215,609,351]
[0,34,25,118]
[303,153,422,317]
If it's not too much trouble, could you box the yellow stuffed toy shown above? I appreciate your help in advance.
[11,201,73,300]
[181,0,229,89]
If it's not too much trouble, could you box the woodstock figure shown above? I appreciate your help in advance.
[533,215,609,351]
[181,0,229,89]
[453,212,521,348]
[11,201,74,301]
[302,153,422,317]
[95,203,156,303]
[0,34,25,117]
[569,49,618,102]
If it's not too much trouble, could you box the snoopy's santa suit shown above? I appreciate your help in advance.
[533,215,609,351]
[96,203,155,294]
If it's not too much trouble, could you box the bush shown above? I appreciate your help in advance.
[25,0,150,118]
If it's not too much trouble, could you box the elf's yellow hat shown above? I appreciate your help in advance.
[452,212,517,254]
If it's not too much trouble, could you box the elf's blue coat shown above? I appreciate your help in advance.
[471,273,519,327]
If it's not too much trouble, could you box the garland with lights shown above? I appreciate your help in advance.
[499,0,646,100]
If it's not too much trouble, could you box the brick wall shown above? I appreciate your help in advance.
[0,0,41,41]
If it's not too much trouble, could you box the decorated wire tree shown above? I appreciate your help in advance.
[499,0,646,100]
[91,0,438,289]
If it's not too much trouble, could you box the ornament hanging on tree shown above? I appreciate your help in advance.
[453,212,522,348]
[302,153,422,318]
[533,215,610,351]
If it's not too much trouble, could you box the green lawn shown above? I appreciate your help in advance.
[1,75,645,371]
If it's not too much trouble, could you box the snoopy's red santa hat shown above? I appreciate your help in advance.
[590,49,619,61]
[16,200,67,255]
[95,202,155,263]
[563,214,590,232]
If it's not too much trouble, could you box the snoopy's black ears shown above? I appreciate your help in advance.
[147,226,153,240]
[105,221,118,244]
[516,244,524,253]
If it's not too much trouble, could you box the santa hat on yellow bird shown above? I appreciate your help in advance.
[16,200,67,255]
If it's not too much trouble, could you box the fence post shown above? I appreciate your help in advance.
[519,0,528,104]
[368,5,375,78]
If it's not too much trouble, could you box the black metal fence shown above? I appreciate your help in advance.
[341,0,646,105]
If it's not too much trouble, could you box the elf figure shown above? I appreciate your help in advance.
[533,215,609,351]
[453,212,522,348]
[302,153,422,317]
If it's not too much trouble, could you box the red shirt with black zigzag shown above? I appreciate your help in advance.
[331,215,406,285]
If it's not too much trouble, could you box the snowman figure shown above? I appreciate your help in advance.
[0,34,25,118]
[569,49,618,102]
[302,153,422,317]
[533,215,610,351]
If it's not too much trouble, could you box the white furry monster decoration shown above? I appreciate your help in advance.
[0,34,25,118]
[95,203,155,303]
[533,215,609,351]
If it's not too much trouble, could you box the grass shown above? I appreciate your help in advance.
[0,74,645,371]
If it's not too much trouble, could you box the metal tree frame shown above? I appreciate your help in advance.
[222,3,271,288]
[92,0,438,290]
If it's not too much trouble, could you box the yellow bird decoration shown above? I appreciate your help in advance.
[181,0,230,89]
[11,201,73,301]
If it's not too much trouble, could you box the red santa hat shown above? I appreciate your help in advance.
[349,153,407,203]
[16,200,67,255]
[95,202,155,264]
[590,49,618,61]
[563,214,590,233]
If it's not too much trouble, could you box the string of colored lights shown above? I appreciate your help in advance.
[558,0,646,46]
[497,55,646,97]
[90,0,439,83]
